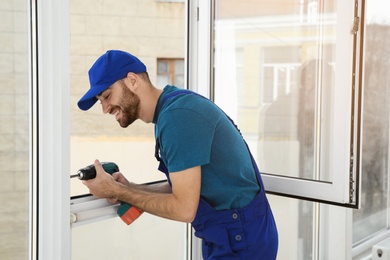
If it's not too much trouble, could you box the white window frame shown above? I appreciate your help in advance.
[30,0,71,259]
[32,1,195,259]
[191,0,364,207]
[31,0,368,259]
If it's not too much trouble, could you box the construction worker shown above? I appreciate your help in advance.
[78,50,278,259]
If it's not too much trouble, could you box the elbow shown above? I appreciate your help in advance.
[179,206,197,223]
[181,211,196,223]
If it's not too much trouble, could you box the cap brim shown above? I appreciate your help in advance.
[77,83,111,111]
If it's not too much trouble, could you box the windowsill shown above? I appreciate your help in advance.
[70,180,167,227]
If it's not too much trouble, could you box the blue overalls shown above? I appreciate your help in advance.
[155,90,278,260]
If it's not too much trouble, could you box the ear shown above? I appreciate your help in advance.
[125,72,138,91]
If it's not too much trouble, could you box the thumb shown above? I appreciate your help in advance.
[94,159,105,176]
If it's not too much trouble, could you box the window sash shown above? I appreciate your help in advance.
[190,0,363,207]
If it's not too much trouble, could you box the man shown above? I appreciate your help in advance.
[78,50,278,259]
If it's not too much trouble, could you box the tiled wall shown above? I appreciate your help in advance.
[70,0,185,137]
[0,0,29,259]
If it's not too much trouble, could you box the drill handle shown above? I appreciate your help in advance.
[77,162,119,180]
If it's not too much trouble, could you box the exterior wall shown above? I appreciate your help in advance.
[0,0,29,258]
[70,0,185,137]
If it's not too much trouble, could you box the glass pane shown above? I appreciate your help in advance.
[174,59,184,88]
[157,74,170,89]
[175,75,184,88]
[352,0,390,244]
[0,0,29,258]
[214,0,336,182]
[158,60,169,73]
[70,0,186,258]
[267,195,315,260]
[174,59,184,74]
[72,215,186,260]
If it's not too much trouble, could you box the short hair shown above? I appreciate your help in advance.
[137,72,152,85]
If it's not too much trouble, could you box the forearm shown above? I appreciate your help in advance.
[115,182,196,223]
[135,181,172,194]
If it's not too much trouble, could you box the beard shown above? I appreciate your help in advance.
[116,83,140,128]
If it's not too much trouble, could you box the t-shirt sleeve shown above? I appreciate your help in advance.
[158,108,216,172]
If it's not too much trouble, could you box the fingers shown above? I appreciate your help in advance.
[107,197,119,204]
[111,172,121,181]
[81,160,124,199]
[81,159,109,196]
[112,172,131,187]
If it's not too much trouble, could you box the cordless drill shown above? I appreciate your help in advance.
[71,162,143,225]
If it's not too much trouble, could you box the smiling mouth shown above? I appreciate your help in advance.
[110,109,120,120]
[114,110,120,120]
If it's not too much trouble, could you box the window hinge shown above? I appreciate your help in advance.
[351,16,360,34]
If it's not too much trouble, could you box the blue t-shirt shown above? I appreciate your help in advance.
[153,85,260,210]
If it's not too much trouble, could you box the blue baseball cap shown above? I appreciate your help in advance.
[77,50,147,111]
